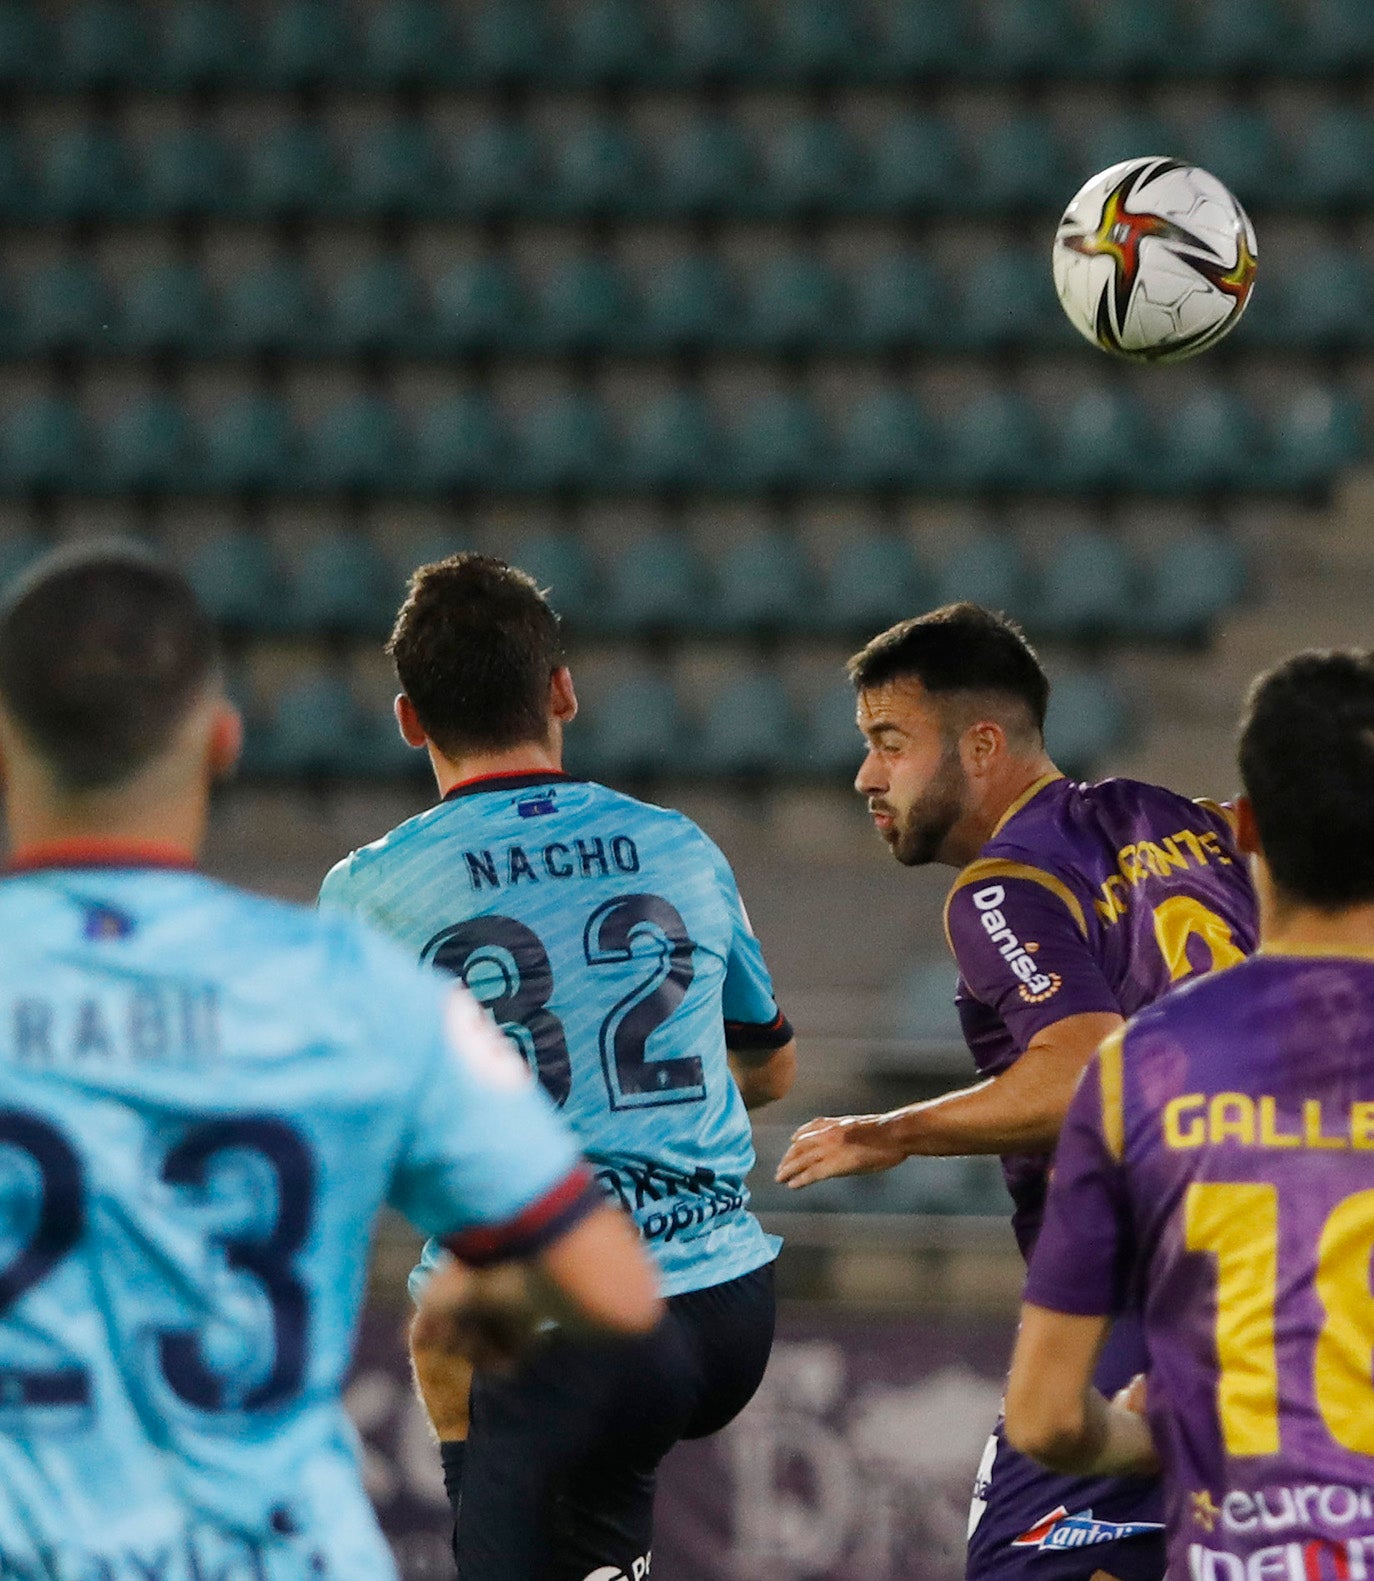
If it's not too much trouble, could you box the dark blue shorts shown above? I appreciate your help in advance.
[454,1261,775,1581]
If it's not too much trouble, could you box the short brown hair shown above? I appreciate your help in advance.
[387,553,564,757]
[0,543,219,790]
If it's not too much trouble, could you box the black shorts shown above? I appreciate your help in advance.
[454,1260,776,1581]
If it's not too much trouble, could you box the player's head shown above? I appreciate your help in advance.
[388,553,575,763]
[848,603,1051,866]
[1238,649,1374,912]
[0,543,239,833]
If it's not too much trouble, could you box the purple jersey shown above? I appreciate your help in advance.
[1028,952,1374,1581]
[944,773,1257,1259]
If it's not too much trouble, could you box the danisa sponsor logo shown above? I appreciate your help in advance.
[972,885,1062,1005]
[1013,1506,1164,1552]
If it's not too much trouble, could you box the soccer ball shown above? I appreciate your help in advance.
[1052,157,1257,362]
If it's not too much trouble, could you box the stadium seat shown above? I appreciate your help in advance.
[957,249,1063,351]
[800,677,864,777]
[100,393,196,493]
[639,253,738,352]
[117,262,215,355]
[1185,105,1289,209]
[1044,671,1129,775]
[1081,0,1182,76]
[289,532,393,635]
[19,260,114,356]
[505,533,598,627]
[980,0,1084,78]
[200,395,298,494]
[0,3,49,88]
[219,256,321,354]
[259,0,353,87]
[709,530,814,634]
[139,125,238,218]
[1136,525,1247,643]
[885,960,964,1044]
[1152,386,1260,494]
[850,251,951,352]
[462,0,553,86]
[259,672,361,778]
[412,392,507,492]
[662,0,759,82]
[819,532,933,634]
[868,0,968,77]
[655,116,756,218]
[768,0,865,80]
[514,392,618,492]
[603,531,707,634]
[544,115,645,219]
[739,254,846,353]
[1297,0,1374,74]
[327,257,427,354]
[432,257,526,355]
[1073,109,1179,180]
[695,673,797,777]
[1264,387,1365,494]
[0,534,51,594]
[0,396,93,494]
[444,116,542,218]
[622,389,721,493]
[839,388,942,490]
[160,0,254,90]
[344,118,442,217]
[934,529,1037,621]
[364,0,459,88]
[1252,248,1374,353]
[1187,0,1294,76]
[354,704,427,780]
[1036,529,1139,640]
[241,121,341,218]
[725,391,830,492]
[59,0,152,88]
[0,126,32,221]
[968,113,1071,213]
[306,394,411,495]
[37,122,134,221]
[865,113,966,215]
[535,254,640,355]
[1287,105,1374,210]
[183,529,284,631]
[574,670,684,779]
[757,117,858,216]
[560,0,659,86]
[942,391,1049,492]
[1053,387,1153,492]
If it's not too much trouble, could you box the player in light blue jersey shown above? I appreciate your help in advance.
[0,546,660,1581]
[320,553,797,1580]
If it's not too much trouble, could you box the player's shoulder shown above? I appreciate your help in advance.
[581,779,728,860]
[1075,774,1240,841]
[319,800,456,903]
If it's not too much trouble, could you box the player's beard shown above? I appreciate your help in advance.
[886,746,968,867]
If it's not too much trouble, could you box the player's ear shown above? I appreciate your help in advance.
[550,666,577,725]
[961,719,1004,777]
[1234,796,1261,857]
[207,700,242,782]
[395,693,429,749]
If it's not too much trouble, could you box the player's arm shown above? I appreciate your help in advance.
[1004,1032,1159,1479]
[778,866,1120,1186]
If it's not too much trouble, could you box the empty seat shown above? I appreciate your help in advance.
[1187,0,1294,75]
[345,118,442,216]
[364,0,459,87]
[327,257,427,354]
[821,533,933,634]
[1136,525,1246,643]
[515,392,617,492]
[1082,0,1183,76]
[1185,106,1288,208]
[623,389,721,493]
[575,670,684,779]
[739,254,846,352]
[259,0,353,87]
[769,0,865,79]
[289,532,393,634]
[980,0,1083,77]
[160,0,255,90]
[934,530,1036,620]
[0,3,50,88]
[462,0,553,86]
[865,112,966,215]
[1265,387,1365,494]
[0,534,51,592]
[259,673,360,778]
[1,397,93,493]
[1044,672,1129,775]
[1153,386,1260,494]
[663,0,759,81]
[639,253,737,351]
[1254,248,1374,352]
[969,113,1071,212]
[99,393,196,493]
[183,529,283,631]
[241,121,341,217]
[942,391,1049,491]
[800,677,863,776]
[201,395,298,494]
[726,391,830,492]
[709,530,814,633]
[445,117,541,217]
[656,116,755,217]
[850,251,951,351]
[957,249,1062,351]
[306,395,411,494]
[432,257,526,355]
[1287,105,1374,209]
[0,127,33,221]
[37,122,134,220]
[869,0,968,77]
[1053,387,1153,491]
[1073,110,1179,180]
[19,260,114,355]
[60,0,152,88]
[696,673,797,777]
[1297,0,1374,74]
[757,116,857,215]
[560,0,659,85]
[886,960,963,1043]
[219,257,320,353]
[120,262,215,355]
[840,388,942,490]
[139,124,238,217]
[506,533,598,627]
[413,392,507,492]
[604,532,707,633]
[536,254,639,354]
[1037,529,1138,639]
[544,116,645,219]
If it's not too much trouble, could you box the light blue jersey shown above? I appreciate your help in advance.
[320,772,789,1299]
[0,847,590,1581]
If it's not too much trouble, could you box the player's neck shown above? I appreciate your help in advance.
[428,740,564,800]
[960,757,1062,861]
[5,788,205,865]
[1263,900,1374,962]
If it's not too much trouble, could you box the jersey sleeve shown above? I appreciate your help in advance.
[388,980,602,1266]
[945,860,1120,1050]
[1024,1032,1135,1316]
[316,854,357,916]
[701,831,794,1051]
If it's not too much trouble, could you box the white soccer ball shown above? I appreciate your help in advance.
[1052,156,1257,362]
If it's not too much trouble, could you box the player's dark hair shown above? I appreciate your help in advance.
[0,543,219,791]
[1239,649,1374,908]
[848,603,1050,735]
[388,553,564,757]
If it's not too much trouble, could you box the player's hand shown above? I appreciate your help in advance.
[775,1114,908,1188]
[1112,1372,1149,1418]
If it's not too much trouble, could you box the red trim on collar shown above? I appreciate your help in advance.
[442,769,579,803]
[5,840,197,875]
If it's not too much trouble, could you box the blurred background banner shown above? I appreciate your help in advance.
[350,1304,1010,1581]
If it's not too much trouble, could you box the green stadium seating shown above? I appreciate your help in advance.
[980,0,1084,78]
[1187,0,1295,77]
[639,253,737,351]
[865,113,966,216]
[1136,525,1246,643]
[445,117,541,219]
[161,0,254,90]
[463,0,554,87]
[758,116,858,216]
[289,531,392,634]
[1044,671,1129,775]
[307,394,411,495]
[1185,105,1289,208]
[869,0,968,77]
[969,112,1071,213]
[200,395,298,494]
[241,121,341,219]
[1,396,94,494]
[139,125,238,220]
[1152,386,1261,494]
[1265,388,1365,494]
[432,258,527,356]
[1053,387,1153,492]
[536,255,640,355]
[710,530,813,633]
[354,707,427,780]
[622,389,721,493]
[363,0,459,88]
[1298,0,1374,74]
[0,534,51,594]
[1074,109,1179,182]
[506,532,598,626]
[574,671,683,778]
[770,0,865,80]
[259,0,353,87]
[655,116,755,218]
[886,960,963,1042]
[942,391,1049,492]
[258,672,360,778]
[663,0,759,83]
[935,529,1036,620]
[819,532,933,634]
[60,0,153,89]
[726,391,830,492]
[19,261,114,357]
[38,123,134,222]
[1287,105,1374,210]
[695,673,797,776]
[561,0,659,86]
[219,257,320,354]
[0,3,49,88]
[740,254,846,353]
[1037,529,1138,639]
[412,392,506,492]
[0,126,32,222]
[345,119,442,217]
[604,531,707,634]
[801,675,864,775]
[183,530,283,632]
[957,248,1063,351]
[1249,248,1374,352]
[327,257,427,355]
[100,392,196,493]
[515,392,618,492]
[839,388,942,490]
[850,251,951,352]
[544,115,645,220]
[1081,0,1182,77]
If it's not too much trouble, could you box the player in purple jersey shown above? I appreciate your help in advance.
[777,604,1257,1581]
[1008,648,1374,1581]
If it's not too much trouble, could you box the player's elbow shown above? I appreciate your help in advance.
[1003,1387,1094,1474]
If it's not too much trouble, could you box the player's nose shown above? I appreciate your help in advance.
[854,749,884,796]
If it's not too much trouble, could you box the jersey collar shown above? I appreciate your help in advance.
[5,839,197,874]
[989,772,1066,840]
[442,770,583,804]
